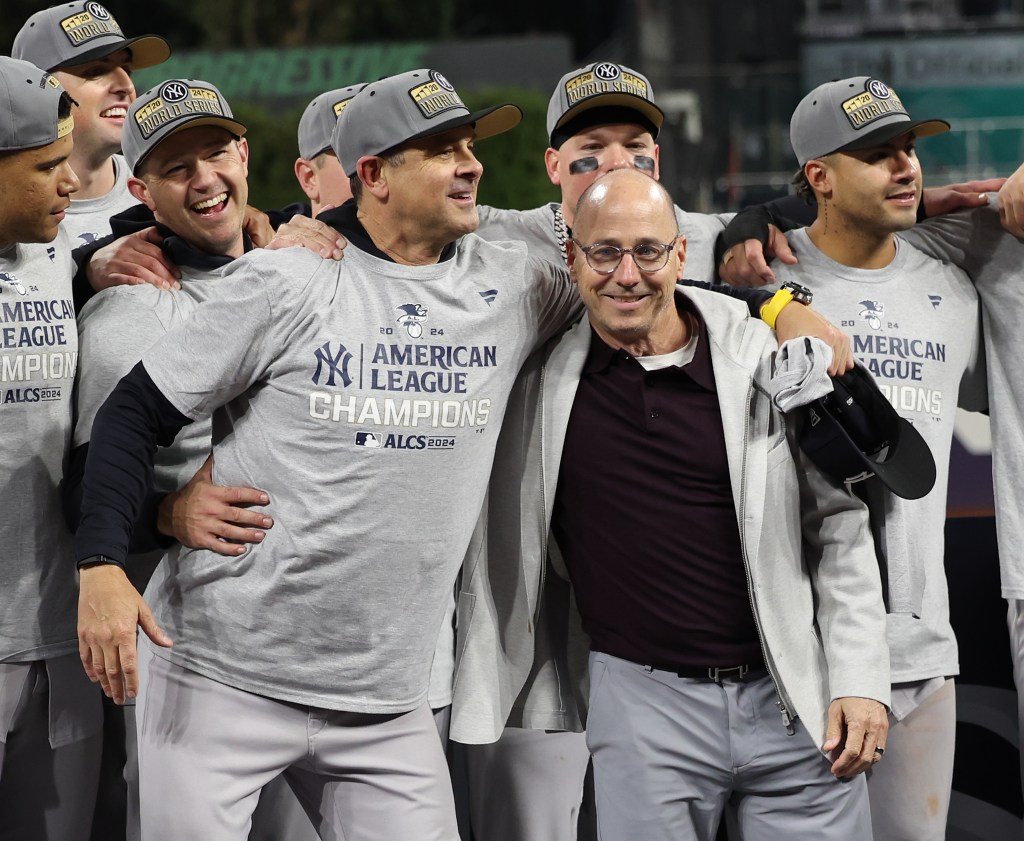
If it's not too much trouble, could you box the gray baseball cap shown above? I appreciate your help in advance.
[790,77,950,166]
[333,69,522,177]
[13,2,170,73]
[0,57,74,152]
[122,79,247,173]
[546,62,664,148]
[298,83,367,160]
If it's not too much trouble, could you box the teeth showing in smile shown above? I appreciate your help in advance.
[101,107,127,118]
[192,193,228,213]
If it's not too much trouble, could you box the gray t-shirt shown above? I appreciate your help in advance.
[903,198,1024,598]
[477,202,726,282]
[139,237,580,712]
[75,272,219,590]
[773,228,984,684]
[63,154,137,247]
[0,229,79,662]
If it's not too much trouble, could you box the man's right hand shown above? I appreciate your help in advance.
[78,564,172,704]
[719,224,797,288]
[86,226,181,291]
[158,454,273,555]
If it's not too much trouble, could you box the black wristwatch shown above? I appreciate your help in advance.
[780,280,813,306]
[78,554,124,571]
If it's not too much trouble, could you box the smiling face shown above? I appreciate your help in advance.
[810,131,923,237]
[0,134,80,249]
[55,49,135,161]
[383,125,484,249]
[545,122,660,226]
[129,125,249,257]
[569,169,687,355]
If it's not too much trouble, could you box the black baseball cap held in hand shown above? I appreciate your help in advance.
[799,364,936,500]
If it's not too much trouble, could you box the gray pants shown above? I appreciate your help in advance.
[0,659,102,841]
[136,645,459,841]
[866,679,956,841]
[586,651,872,841]
[463,728,592,841]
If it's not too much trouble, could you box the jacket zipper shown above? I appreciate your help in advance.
[738,377,796,736]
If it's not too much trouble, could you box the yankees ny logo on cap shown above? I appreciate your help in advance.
[12,1,170,73]
[122,78,247,172]
[789,76,950,166]
[546,61,664,148]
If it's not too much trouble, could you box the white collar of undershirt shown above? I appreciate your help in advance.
[635,318,700,371]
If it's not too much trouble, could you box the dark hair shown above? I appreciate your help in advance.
[58,91,75,120]
[791,167,816,205]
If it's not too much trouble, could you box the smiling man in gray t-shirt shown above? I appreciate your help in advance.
[74,69,580,841]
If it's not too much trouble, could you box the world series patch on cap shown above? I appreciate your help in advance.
[13,2,170,73]
[790,76,950,166]
[799,364,936,500]
[333,69,522,176]
[547,62,664,148]
[122,79,247,173]
[0,57,74,153]
[298,83,367,161]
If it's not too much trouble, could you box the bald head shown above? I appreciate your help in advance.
[573,168,676,242]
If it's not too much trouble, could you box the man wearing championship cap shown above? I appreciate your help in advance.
[0,55,98,839]
[70,68,584,840]
[719,76,987,841]
[294,83,367,217]
[12,2,170,248]
[460,60,856,841]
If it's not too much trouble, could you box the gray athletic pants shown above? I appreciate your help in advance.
[864,677,955,841]
[463,728,592,841]
[586,651,872,841]
[136,645,459,841]
[0,657,102,841]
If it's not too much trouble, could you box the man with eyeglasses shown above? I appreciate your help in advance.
[473,167,890,840]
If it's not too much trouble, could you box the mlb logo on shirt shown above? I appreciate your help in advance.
[355,432,382,448]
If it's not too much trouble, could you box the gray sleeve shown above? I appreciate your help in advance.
[958,302,988,413]
[676,208,729,283]
[794,433,892,706]
[902,201,998,274]
[526,255,585,348]
[74,292,167,447]
[141,263,280,420]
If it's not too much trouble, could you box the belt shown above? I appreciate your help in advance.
[647,662,766,683]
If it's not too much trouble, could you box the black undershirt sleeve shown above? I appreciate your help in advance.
[681,279,773,319]
[75,362,193,568]
[63,443,175,555]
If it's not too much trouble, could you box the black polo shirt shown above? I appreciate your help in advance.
[551,296,762,669]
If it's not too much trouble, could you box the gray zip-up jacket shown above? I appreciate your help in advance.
[450,285,890,750]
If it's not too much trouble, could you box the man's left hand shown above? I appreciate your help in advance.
[267,213,347,260]
[823,696,889,778]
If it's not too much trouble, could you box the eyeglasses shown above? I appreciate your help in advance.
[570,237,679,274]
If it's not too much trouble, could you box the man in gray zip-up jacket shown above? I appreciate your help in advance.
[451,170,890,840]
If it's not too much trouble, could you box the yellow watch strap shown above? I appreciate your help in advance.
[760,287,795,330]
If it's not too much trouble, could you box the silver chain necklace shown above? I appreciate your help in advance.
[553,203,570,265]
